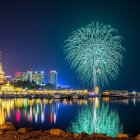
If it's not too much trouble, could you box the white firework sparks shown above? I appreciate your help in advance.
[64,22,125,88]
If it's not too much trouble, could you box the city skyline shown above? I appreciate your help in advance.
[0,51,71,89]
[0,0,140,90]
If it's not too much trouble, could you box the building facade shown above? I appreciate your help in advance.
[15,71,45,85]
[48,70,58,89]
[15,72,28,81]
[32,71,45,85]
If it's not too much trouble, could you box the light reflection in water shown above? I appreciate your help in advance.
[68,98,123,137]
[16,109,20,122]
[0,108,5,125]
[0,97,139,136]
[0,98,59,125]
[0,98,89,126]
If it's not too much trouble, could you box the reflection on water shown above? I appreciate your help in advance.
[0,98,88,126]
[0,98,56,125]
[68,99,123,137]
[0,97,139,136]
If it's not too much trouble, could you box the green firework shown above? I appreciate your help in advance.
[64,22,125,88]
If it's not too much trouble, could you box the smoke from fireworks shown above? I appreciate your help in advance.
[64,22,125,88]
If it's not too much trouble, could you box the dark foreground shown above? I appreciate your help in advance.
[0,122,140,140]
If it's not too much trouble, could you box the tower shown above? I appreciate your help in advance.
[48,70,58,89]
[0,51,5,84]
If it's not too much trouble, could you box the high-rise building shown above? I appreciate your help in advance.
[48,70,58,89]
[0,52,5,84]
[32,71,45,85]
[15,72,28,81]
[15,71,45,85]
[27,71,33,82]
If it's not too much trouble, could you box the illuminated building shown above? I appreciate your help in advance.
[27,89,88,95]
[27,71,33,82]
[0,52,5,84]
[0,82,25,95]
[15,71,45,85]
[32,71,45,85]
[103,91,110,96]
[0,82,15,92]
[15,72,28,81]
[48,70,58,89]
[103,90,128,96]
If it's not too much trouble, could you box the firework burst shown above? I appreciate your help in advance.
[64,22,125,88]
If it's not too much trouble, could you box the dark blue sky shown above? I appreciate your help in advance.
[0,0,140,90]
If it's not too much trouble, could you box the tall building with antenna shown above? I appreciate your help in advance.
[0,51,5,84]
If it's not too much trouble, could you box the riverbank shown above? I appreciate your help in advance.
[0,93,139,100]
[0,122,140,140]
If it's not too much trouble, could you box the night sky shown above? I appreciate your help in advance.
[0,0,140,91]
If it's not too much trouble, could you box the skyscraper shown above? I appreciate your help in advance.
[15,72,28,81]
[48,70,58,89]
[27,71,33,82]
[15,71,45,85]
[32,71,45,85]
[0,52,5,84]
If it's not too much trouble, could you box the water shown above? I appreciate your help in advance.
[0,97,140,137]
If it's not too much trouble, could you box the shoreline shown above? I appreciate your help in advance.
[0,122,139,140]
[0,93,139,99]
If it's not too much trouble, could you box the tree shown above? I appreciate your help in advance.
[44,83,55,90]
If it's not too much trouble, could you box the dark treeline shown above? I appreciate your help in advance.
[11,80,55,90]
